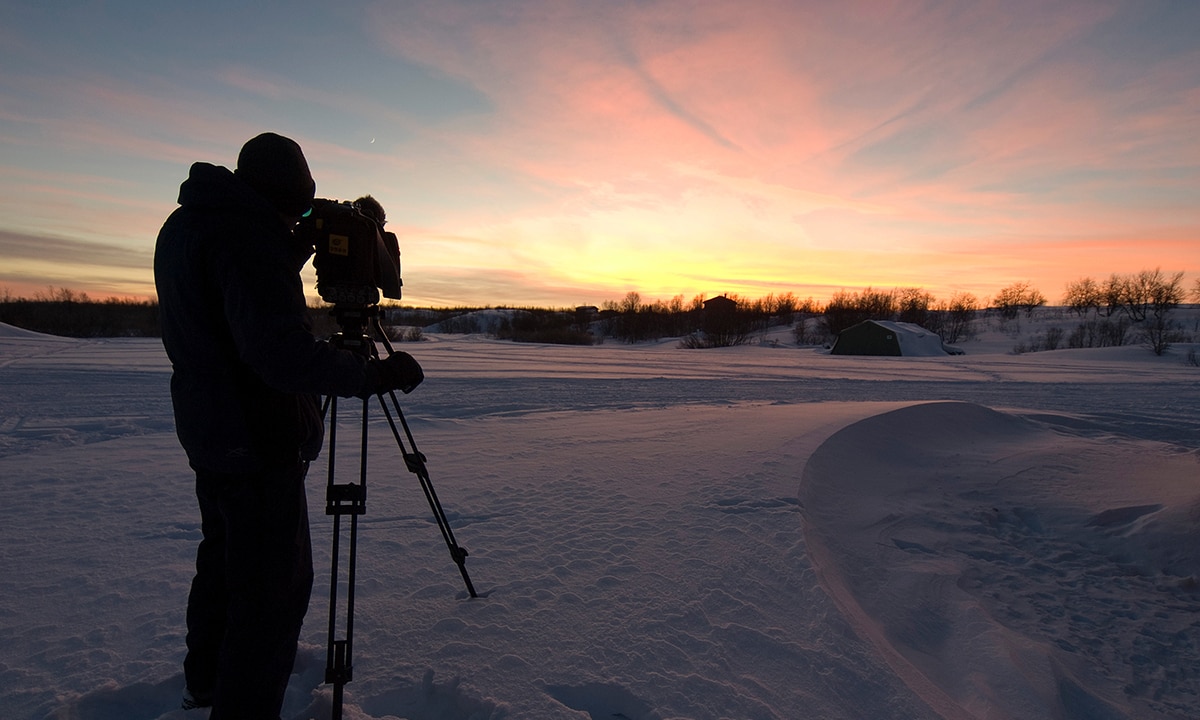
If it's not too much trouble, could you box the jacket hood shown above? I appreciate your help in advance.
[177,162,274,214]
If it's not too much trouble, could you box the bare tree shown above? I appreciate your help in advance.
[1096,274,1125,317]
[1121,270,1155,321]
[1138,269,1186,356]
[934,292,978,344]
[821,290,865,336]
[858,287,896,319]
[619,291,642,314]
[821,288,893,336]
[1063,277,1102,316]
[895,287,935,326]
[993,281,1046,319]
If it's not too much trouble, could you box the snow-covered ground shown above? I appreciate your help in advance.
[1,315,1198,720]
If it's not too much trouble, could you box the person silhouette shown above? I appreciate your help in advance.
[154,132,422,717]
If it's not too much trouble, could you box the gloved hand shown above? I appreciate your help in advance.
[359,351,424,397]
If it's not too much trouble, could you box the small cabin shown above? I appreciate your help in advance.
[703,295,737,314]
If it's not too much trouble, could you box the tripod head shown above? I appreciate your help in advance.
[327,304,380,358]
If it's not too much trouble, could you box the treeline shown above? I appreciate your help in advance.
[488,288,979,347]
[4,270,1197,356]
[0,288,160,337]
[394,271,1196,355]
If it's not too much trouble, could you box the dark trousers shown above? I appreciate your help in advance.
[185,461,314,720]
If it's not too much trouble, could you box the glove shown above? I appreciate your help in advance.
[359,351,424,397]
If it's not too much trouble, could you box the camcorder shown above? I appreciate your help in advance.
[295,198,402,307]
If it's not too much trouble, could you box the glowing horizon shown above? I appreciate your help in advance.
[1,1,1197,309]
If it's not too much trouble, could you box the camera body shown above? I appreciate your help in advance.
[295,198,402,306]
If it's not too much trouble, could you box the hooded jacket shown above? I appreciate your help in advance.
[155,162,367,473]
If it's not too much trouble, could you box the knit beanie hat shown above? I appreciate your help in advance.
[234,132,316,216]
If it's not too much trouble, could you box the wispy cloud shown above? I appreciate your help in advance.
[0,228,156,299]
[0,230,152,269]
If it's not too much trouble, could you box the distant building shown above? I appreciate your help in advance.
[831,320,958,356]
[703,295,737,314]
[700,295,740,342]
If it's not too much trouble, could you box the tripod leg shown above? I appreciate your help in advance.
[375,390,478,598]
[325,395,340,689]
[367,317,478,599]
[324,395,368,719]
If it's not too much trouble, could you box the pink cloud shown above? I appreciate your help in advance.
[3,0,1195,306]
[364,1,1141,213]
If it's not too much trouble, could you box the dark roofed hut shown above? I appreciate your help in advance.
[830,320,954,356]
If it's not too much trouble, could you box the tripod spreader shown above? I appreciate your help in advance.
[326,482,364,515]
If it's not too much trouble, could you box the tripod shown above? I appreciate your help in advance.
[321,305,477,720]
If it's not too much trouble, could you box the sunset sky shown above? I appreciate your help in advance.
[1,0,1197,308]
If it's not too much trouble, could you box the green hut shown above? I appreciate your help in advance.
[830,320,952,356]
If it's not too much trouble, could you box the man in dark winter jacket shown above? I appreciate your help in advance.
[155,132,423,718]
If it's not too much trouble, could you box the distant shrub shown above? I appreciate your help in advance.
[678,330,754,349]
[1067,318,1130,349]
[822,287,895,336]
[494,310,596,345]
[438,313,485,334]
[377,325,424,342]
[1140,316,1184,357]
[791,313,826,346]
[1012,328,1063,354]
[929,292,978,344]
